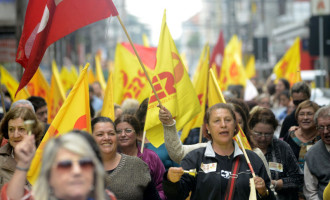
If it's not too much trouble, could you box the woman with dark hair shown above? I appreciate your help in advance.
[248,107,303,200]
[272,78,290,109]
[0,107,43,189]
[91,116,160,200]
[163,103,275,199]
[114,114,165,199]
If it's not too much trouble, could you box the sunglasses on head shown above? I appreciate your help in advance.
[55,158,94,171]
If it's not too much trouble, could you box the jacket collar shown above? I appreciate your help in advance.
[204,140,243,158]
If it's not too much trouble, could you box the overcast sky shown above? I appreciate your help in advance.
[125,0,202,46]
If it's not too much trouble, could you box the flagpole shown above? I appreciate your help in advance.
[0,70,7,115]
[140,131,146,153]
[116,15,162,106]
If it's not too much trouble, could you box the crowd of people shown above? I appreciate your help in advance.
[0,79,329,200]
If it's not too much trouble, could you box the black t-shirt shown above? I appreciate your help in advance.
[215,152,234,198]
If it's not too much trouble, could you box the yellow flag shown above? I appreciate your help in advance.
[60,66,76,93]
[27,68,50,103]
[101,72,115,121]
[192,45,207,85]
[48,61,66,123]
[145,10,201,147]
[0,66,30,102]
[113,42,156,104]
[181,44,210,142]
[209,69,251,150]
[273,37,302,86]
[245,55,256,79]
[71,65,79,80]
[27,63,91,184]
[95,54,106,91]
[88,68,96,84]
[219,35,247,90]
[142,33,150,47]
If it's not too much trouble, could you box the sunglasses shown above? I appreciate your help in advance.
[55,158,94,171]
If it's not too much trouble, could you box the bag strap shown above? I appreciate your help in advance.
[224,155,241,200]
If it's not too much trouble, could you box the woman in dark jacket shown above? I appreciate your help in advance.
[163,103,275,200]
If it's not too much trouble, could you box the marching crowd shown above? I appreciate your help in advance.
[0,79,329,200]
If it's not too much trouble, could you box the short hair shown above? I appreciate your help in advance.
[10,99,35,112]
[135,98,149,133]
[314,105,330,125]
[279,90,290,99]
[27,96,47,112]
[91,116,115,133]
[248,107,278,131]
[121,98,139,115]
[278,78,290,90]
[295,100,319,120]
[33,132,106,200]
[114,114,141,137]
[290,81,311,98]
[226,97,250,120]
[0,107,43,147]
[204,103,239,136]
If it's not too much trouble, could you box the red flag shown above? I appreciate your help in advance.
[16,0,118,95]
[209,31,224,77]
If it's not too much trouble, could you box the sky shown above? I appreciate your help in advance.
[125,0,202,46]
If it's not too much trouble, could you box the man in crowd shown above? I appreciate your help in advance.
[279,81,311,138]
[304,105,330,199]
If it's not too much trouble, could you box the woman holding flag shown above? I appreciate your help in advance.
[163,103,275,199]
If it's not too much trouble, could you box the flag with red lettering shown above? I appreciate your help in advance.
[16,0,118,95]
[144,11,201,147]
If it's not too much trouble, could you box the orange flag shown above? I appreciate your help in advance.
[27,68,50,103]
[219,35,247,90]
[113,42,156,104]
[209,69,251,150]
[144,10,201,147]
[273,37,302,86]
[48,61,66,123]
[0,65,30,102]
[101,72,115,121]
[181,44,210,142]
[27,63,91,184]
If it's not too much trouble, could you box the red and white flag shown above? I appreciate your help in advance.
[209,31,224,77]
[16,0,118,95]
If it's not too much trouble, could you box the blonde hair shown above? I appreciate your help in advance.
[32,132,106,200]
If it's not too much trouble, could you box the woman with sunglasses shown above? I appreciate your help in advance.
[114,114,166,200]
[163,103,275,199]
[92,116,160,200]
[1,132,117,200]
[0,107,43,190]
[248,106,303,200]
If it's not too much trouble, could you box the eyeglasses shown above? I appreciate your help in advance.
[316,125,330,132]
[55,158,94,171]
[252,131,273,139]
[116,128,134,135]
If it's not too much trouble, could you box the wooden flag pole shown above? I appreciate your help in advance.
[236,126,256,177]
[116,15,162,154]
[0,70,7,115]
[116,15,162,106]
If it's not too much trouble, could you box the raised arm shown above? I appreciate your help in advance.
[158,105,206,164]
[5,135,36,200]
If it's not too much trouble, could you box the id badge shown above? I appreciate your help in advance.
[201,162,217,173]
[269,162,283,172]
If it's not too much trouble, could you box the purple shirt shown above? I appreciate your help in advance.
[138,146,166,200]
